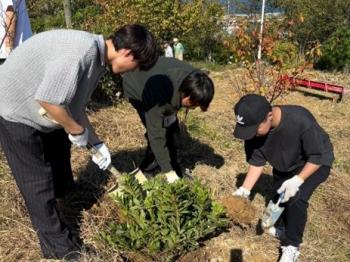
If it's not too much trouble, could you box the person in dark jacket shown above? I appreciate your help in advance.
[122,57,214,183]
[232,94,334,262]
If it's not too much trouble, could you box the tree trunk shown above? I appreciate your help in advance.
[63,0,72,29]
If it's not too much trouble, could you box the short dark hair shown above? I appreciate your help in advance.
[179,70,215,111]
[110,24,158,70]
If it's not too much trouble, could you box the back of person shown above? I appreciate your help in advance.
[123,57,194,102]
[0,29,105,131]
[0,0,32,59]
[245,105,334,173]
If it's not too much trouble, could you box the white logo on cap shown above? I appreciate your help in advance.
[237,115,245,125]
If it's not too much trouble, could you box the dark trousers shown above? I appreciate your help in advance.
[273,166,330,247]
[129,99,182,175]
[0,117,79,259]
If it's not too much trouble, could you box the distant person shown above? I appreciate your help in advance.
[163,41,173,57]
[232,94,334,262]
[173,37,184,61]
[0,24,158,260]
[0,0,32,64]
[122,57,214,183]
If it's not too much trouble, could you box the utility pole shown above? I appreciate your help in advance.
[257,0,266,61]
[63,0,72,29]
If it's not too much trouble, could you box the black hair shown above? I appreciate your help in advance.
[179,70,215,111]
[110,24,158,70]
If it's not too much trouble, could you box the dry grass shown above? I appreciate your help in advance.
[0,68,349,261]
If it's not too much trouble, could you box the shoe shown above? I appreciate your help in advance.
[267,226,286,240]
[279,245,300,262]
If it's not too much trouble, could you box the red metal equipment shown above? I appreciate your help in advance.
[282,75,350,101]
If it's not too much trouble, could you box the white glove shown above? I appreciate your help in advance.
[92,143,111,170]
[233,186,251,198]
[277,175,304,203]
[134,169,148,185]
[164,170,180,183]
[68,128,89,147]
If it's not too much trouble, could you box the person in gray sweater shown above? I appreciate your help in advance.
[0,24,158,260]
[123,57,214,183]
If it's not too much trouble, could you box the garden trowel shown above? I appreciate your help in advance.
[261,193,285,228]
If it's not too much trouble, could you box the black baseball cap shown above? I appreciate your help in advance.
[233,94,271,140]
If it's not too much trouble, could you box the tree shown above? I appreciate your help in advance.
[315,26,350,71]
[272,0,350,49]
[62,0,72,28]
[28,0,100,32]
[90,0,225,61]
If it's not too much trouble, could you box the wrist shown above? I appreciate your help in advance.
[69,126,85,136]
[295,174,305,183]
[240,186,251,193]
[241,183,253,191]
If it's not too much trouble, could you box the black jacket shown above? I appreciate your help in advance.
[245,105,334,175]
[122,57,195,171]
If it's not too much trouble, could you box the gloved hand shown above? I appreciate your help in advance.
[233,186,251,198]
[134,169,148,185]
[164,170,180,183]
[68,128,89,147]
[92,143,111,170]
[277,175,304,203]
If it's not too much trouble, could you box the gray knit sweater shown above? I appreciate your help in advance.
[0,29,107,132]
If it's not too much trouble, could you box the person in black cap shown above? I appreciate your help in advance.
[232,94,334,262]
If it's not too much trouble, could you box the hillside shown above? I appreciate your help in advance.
[0,68,349,261]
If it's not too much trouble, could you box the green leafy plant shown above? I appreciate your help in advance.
[270,41,298,67]
[100,175,229,261]
[315,26,350,71]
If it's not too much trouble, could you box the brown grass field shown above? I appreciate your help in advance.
[0,67,349,262]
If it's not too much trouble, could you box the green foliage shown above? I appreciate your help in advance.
[270,41,298,67]
[28,0,101,32]
[101,175,229,260]
[315,26,350,71]
[272,0,350,48]
[91,72,123,106]
[92,0,225,61]
[72,4,102,30]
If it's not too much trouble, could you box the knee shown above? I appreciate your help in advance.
[286,194,309,210]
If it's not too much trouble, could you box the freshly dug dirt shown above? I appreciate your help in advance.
[219,196,256,226]
[1,68,350,261]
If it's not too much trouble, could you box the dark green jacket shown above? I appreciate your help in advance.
[122,57,195,171]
